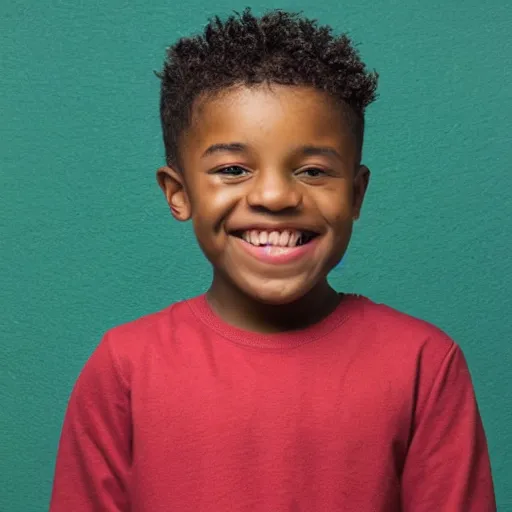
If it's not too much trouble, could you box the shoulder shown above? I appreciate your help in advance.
[354,295,456,353]
[98,297,197,380]
[106,297,194,341]
[347,295,462,388]
[344,297,476,424]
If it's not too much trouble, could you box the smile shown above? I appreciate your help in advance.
[232,229,318,248]
[230,229,320,265]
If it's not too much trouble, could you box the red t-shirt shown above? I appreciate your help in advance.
[50,294,496,511]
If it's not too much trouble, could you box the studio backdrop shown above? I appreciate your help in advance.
[1,0,510,510]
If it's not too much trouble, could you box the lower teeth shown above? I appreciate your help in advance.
[238,233,315,247]
[251,239,308,248]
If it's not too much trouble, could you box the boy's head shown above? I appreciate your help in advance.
[157,9,378,306]
[159,9,377,169]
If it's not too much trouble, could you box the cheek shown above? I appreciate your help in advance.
[189,181,241,234]
[187,177,214,211]
[205,185,240,214]
[332,207,354,224]
[311,184,354,224]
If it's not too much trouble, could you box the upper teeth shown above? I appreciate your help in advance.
[241,230,305,247]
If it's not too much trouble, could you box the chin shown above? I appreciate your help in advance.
[241,279,316,306]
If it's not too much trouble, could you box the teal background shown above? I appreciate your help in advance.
[1,0,510,510]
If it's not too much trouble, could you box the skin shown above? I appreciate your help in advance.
[157,84,369,333]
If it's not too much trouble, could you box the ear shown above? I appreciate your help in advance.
[156,166,192,221]
[352,165,370,220]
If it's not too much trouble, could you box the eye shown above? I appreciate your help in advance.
[297,167,328,178]
[215,165,249,177]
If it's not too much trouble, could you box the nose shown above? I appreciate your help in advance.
[246,169,303,212]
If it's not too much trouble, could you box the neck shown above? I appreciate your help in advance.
[206,275,341,334]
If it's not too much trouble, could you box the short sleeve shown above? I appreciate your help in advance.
[401,343,496,511]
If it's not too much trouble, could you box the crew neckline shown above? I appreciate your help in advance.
[187,293,366,349]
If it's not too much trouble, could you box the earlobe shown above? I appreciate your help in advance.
[156,166,192,221]
[352,165,370,220]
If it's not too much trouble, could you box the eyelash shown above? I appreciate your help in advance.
[216,166,249,177]
[215,166,328,178]
[299,167,327,177]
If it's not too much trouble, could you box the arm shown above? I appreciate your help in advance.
[50,334,131,511]
[401,343,496,511]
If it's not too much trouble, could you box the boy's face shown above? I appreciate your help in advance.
[158,84,369,305]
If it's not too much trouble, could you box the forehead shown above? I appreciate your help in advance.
[182,84,357,160]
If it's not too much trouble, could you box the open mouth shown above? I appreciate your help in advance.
[231,229,319,248]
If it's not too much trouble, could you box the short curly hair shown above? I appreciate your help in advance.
[158,8,378,168]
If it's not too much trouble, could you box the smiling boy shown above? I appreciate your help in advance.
[50,9,496,511]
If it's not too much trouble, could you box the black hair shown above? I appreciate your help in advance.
[158,8,378,167]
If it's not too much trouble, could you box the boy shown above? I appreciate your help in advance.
[50,9,496,511]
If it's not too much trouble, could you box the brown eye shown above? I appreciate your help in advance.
[299,167,327,178]
[216,166,249,177]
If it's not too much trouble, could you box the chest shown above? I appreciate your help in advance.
[128,340,410,511]
[131,339,412,465]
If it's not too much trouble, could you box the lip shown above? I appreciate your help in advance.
[228,224,321,236]
[231,234,320,265]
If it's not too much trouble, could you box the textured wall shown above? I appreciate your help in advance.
[1,1,510,510]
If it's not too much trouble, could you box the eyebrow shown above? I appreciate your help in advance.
[201,142,343,162]
[300,145,343,162]
[202,143,248,158]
